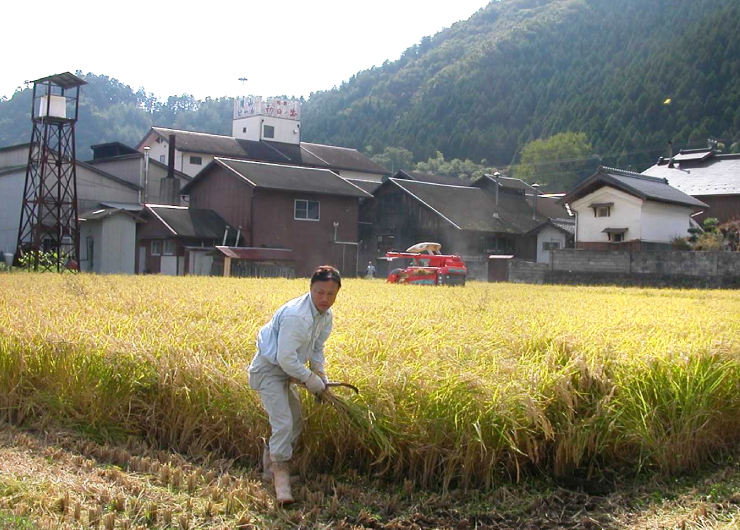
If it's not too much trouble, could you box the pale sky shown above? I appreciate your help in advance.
[2,0,490,102]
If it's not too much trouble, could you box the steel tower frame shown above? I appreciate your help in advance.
[15,73,87,271]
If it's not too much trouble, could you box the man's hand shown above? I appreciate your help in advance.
[305,372,326,395]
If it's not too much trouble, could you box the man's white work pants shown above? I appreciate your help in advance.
[249,369,303,463]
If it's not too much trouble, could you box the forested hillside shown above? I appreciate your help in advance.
[0,75,236,160]
[302,0,740,171]
[1,0,738,180]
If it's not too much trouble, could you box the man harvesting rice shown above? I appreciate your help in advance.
[248,265,341,505]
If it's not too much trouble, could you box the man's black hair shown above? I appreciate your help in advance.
[311,265,341,288]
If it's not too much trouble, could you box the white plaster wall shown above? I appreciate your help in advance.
[571,187,644,242]
[641,201,694,242]
[232,115,300,144]
[181,153,214,178]
[0,170,24,256]
[536,226,567,263]
[100,215,136,274]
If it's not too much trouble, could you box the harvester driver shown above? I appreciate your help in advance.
[247,265,341,505]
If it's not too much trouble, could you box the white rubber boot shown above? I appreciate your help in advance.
[271,461,294,506]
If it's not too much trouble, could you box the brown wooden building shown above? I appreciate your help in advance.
[182,158,372,277]
[359,175,548,280]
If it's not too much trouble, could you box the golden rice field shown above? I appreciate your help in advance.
[2,273,740,491]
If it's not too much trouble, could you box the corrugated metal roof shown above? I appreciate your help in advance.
[390,179,543,234]
[642,154,740,196]
[213,158,372,198]
[79,207,140,222]
[32,72,87,89]
[562,166,708,208]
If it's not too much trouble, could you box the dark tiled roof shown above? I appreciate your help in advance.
[146,206,228,238]
[300,142,388,175]
[527,195,571,218]
[561,166,708,208]
[551,217,576,235]
[204,158,372,198]
[395,170,472,186]
[643,153,740,196]
[147,127,291,163]
[140,128,387,175]
[390,179,543,234]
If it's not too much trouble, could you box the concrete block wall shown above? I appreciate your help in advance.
[539,249,740,287]
[508,259,548,284]
[551,249,630,274]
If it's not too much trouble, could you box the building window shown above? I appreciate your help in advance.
[190,156,202,165]
[542,241,561,251]
[151,240,162,256]
[243,127,246,133]
[294,199,320,221]
[160,155,166,164]
[610,232,624,242]
[596,206,610,217]
[263,125,275,139]
[163,240,175,255]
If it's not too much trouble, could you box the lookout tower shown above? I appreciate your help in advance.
[15,72,87,271]
[232,96,302,145]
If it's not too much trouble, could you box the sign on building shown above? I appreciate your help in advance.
[233,96,301,121]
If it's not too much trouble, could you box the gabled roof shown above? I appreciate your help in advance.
[525,217,575,237]
[142,127,291,163]
[137,127,388,175]
[389,178,543,234]
[144,205,228,238]
[79,207,141,222]
[345,178,382,195]
[300,142,388,175]
[394,169,472,186]
[183,158,372,198]
[643,151,740,196]
[560,166,708,209]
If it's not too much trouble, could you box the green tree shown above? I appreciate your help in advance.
[512,132,597,192]
[369,146,415,173]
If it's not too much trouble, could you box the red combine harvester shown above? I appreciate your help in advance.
[386,242,467,286]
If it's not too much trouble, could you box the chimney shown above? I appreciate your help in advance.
[167,134,176,178]
[667,140,675,168]
[159,134,181,205]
